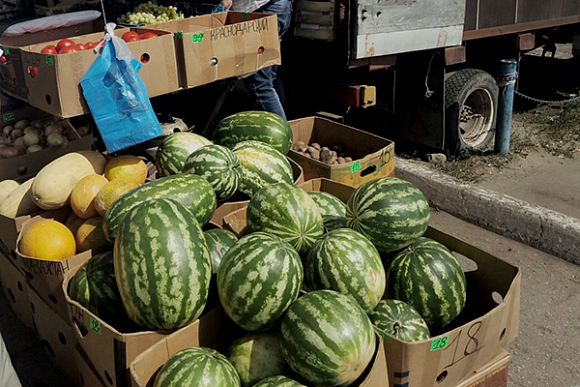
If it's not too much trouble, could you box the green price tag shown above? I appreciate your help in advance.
[350,161,361,173]
[241,12,249,19]
[374,328,387,342]
[192,33,204,43]
[45,55,54,66]
[3,112,15,122]
[90,317,102,335]
[430,336,449,351]
[3,47,10,55]
[176,30,183,40]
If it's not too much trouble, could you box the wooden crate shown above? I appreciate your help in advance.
[294,0,338,41]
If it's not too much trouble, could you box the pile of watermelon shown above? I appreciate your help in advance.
[66,110,468,387]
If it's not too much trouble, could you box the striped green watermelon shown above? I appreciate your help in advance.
[254,376,306,387]
[215,111,293,154]
[153,347,241,387]
[217,232,303,332]
[308,191,347,231]
[227,332,289,387]
[246,183,324,254]
[68,252,135,332]
[183,144,242,202]
[233,141,293,198]
[104,174,217,242]
[114,199,212,330]
[346,177,430,252]
[156,132,212,177]
[305,228,386,312]
[369,299,430,342]
[280,290,376,387]
[386,237,467,329]
[204,228,238,274]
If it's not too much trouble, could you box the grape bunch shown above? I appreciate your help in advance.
[117,2,185,25]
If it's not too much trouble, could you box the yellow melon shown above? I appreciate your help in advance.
[65,212,86,236]
[70,174,109,219]
[94,179,139,217]
[76,216,108,252]
[104,155,148,186]
[19,219,76,261]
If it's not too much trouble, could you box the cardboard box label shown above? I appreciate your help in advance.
[430,335,449,351]
[191,33,204,43]
[21,256,71,276]
[3,46,10,55]
[90,317,102,335]
[210,18,271,41]
[45,55,54,66]
[176,30,183,39]
[3,112,15,122]
[350,161,362,173]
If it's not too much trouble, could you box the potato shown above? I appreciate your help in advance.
[2,125,13,137]
[0,147,19,158]
[27,145,43,153]
[14,120,28,130]
[310,149,320,160]
[320,149,332,164]
[10,129,23,140]
[337,157,346,164]
[321,146,329,152]
[311,143,321,151]
[345,157,353,162]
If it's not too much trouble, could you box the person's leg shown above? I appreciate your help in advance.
[0,334,22,387]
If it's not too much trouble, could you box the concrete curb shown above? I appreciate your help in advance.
[395,157,580,264]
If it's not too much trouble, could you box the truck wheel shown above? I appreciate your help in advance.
[445,69,498,154]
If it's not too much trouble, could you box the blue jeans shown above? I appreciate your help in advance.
[243,0,292,119]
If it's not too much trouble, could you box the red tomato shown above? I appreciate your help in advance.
[139,32,158,40]
[124,36,140,43]
[84,42,94,49]
[122,31,140,42]
[56,39,75,53]
[41,45,57,54]
[27,66,38,78]
[58,46,78,54]
[0,56,6,64]
[75,44,86,51]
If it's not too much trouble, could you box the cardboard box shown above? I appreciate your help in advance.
[62,257,232,387]
[210,157,305,228]
[20,28,179,117]
[455,350,509,387]
[0,21,100,101]
[12,208,101,322]
[0,250,35,331]
[287,117,395,187]
[222,178,520,387]
[0,112,95,180]
[29,288,107,387]
[130,325,388,387]
[140,12,281,89]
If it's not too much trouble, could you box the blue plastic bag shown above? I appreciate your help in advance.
[81,23,161,153]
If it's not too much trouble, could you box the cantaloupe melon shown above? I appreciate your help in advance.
[104,155,148,186]
[70,174,109,219]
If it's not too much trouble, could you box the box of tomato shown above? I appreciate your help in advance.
[18,28,179,118]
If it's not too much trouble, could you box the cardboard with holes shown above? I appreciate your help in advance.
[222,178,521,387]
[135,12,281,89]
[455,349,509,387]
[19,28,179,118]
[0,250,35,331]
[61,255,234,387]
[12,207,108,323]
[28,287,107,387]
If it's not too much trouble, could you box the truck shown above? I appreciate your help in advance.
[285,0,580,154]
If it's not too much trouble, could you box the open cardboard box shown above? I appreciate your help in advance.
[12,207,104,322]
[130,321,388,387]
[0,250,35,331]
[19,28,179,118]
[287,117,395,187]
[222,178,521,387]
[62,256,232,387]
[29,288,108,387]
[0,21,100,101]
[137,12,281,89]
[210,157,305,228]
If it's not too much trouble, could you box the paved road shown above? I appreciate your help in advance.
[1,210,579,386]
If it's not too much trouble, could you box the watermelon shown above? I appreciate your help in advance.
[183,144,242,202]
[233,141,293,197]
[104,174,217,242]
[215,111,293,154]
[246,183,324,254]
[155,132,212,177]
[280,290,376,387]
[217,232,303,332]
[305,228,386,312]
[369,299,430,342]
[308,191,347,231]
[254,376,306,387]
[227,332,289,387]
[386,237,467,329]
[68,251,135,332]
[153,347,241,387]
[346,177,430,252]
[204,228,238,274]
[114,199,212,330]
